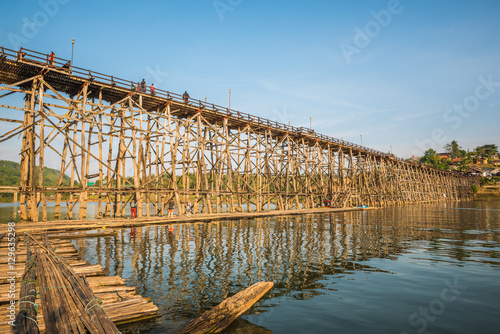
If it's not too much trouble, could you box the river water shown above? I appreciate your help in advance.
[5,200,500,333]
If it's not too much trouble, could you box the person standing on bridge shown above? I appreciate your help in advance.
[130,196,138,219]
[150,83,156,95]
[49,51,55,65]
[141,79,146,93]
[183,91,190,104]
[167,199,175,218]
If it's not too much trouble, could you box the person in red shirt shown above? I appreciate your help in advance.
[49,51,55,65]
[130,196,137,218]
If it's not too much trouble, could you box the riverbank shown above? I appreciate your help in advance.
[476,184,500,199]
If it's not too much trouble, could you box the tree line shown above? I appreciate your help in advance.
[418,142,499,172]
[0,160,72,202]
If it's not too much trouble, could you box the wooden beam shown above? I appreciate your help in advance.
[175,282,273,334]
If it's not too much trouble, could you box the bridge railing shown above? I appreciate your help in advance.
[1,46,404,161]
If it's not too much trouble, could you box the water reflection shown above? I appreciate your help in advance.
[71,201,500,333]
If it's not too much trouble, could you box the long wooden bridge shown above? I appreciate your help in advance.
[0,47,475,223]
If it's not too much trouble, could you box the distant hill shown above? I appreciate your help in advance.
[0,160,72,201]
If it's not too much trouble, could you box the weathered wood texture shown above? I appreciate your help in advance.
[0,234,158,333]
[32,235,120,334]
[15,239,39,333]
[176,281,274,334]
[0,47,478,223]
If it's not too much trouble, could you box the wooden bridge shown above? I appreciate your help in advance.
[0,47,475,223]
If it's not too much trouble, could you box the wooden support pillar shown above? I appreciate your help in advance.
[129,99,142,218]
[78,83,89,220]
[19,91,32,222]
[97,90,104,219]
[54,133,68,220]
[224,117,234,213]
[28,81,38,222]
[37,81,47,221]
[105,112,114,218]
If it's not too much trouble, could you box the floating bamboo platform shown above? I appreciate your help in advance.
[0,233,158,333]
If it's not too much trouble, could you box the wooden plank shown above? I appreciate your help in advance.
[48,230,117,239]
[175,281,273,334]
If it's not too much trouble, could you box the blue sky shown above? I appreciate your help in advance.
[1,0,499,158]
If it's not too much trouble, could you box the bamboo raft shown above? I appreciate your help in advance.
[0,232,273,334]
[0,233,158,333]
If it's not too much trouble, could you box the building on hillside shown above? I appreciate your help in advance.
[466,165,482,176]
[438,153,450,159]
[481,167,500,177]
[471,157,485,165]
[449,158,463,170]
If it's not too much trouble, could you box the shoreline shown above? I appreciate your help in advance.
[476,184,500,199]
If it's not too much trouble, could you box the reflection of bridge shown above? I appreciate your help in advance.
[0,47,475,222]
[81,214,399,323]
[78,207,496,325]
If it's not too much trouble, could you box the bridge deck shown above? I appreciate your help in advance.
[0,46,392,159]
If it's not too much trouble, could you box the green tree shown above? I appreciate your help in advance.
[443,140,462,159]
[435,158,451,170]
[475,144,498,157]
[458,155,472,172]
[420,148,437,164]
[419,149,449,170]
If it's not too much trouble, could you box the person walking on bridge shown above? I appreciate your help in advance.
[183,91,190,104]
[150,83,156,95]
